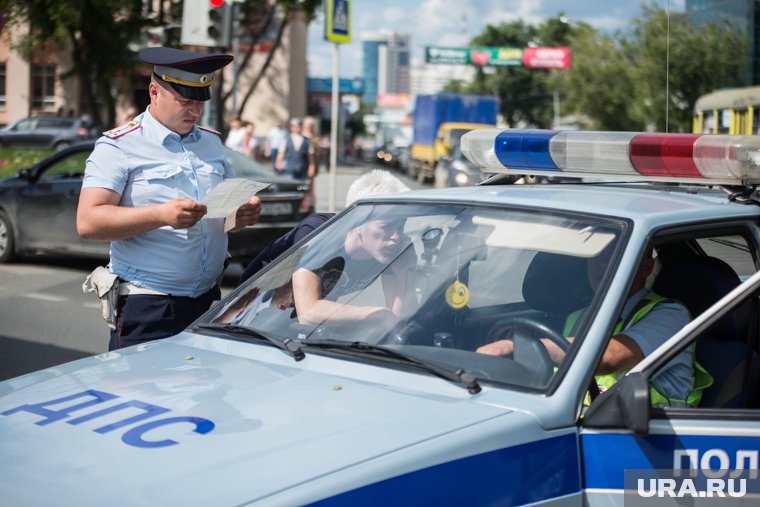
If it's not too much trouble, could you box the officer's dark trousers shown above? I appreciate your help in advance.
[109,286,221,351]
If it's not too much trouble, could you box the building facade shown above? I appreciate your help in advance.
[361,31,410,105]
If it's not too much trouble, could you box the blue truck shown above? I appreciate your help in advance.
[410,93,499,182]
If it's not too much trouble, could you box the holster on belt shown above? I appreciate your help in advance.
[82,266,120,330]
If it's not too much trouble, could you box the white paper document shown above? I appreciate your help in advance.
[201,178,270,219]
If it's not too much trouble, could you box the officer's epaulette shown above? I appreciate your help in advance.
[198,125,221,136]
[103,119,140,139]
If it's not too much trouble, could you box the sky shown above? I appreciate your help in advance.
[306,0,686,79]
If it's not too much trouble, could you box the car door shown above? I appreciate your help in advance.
[17,149,91,253]
[580,252,760,506]
[31,117,64,148]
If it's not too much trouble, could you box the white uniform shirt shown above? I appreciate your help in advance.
[83,107,235,297]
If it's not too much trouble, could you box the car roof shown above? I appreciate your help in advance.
[365,183,760,227]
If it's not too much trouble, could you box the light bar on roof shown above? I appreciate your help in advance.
[460,129,760,185]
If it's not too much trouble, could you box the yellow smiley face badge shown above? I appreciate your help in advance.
[445,280,470,309]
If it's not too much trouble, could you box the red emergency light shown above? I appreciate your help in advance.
[460,129,760,186]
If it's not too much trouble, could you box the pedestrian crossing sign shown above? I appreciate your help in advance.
[324,0,351,44]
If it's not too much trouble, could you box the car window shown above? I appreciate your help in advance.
[206,202,626,392]
[52,118,75,128]
[602,231,759,411]
[36,118,56,128]
[696,235,755,279]
[39,151,90,178]
[14,118,36,130]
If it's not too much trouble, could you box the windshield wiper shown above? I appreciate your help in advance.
[303,340,481,394]
[195,323,305,361]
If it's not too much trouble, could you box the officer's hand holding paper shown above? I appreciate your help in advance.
[201,178,269,232]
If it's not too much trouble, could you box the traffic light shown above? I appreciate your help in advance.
[180,0,230,47]
[207,1,231,47]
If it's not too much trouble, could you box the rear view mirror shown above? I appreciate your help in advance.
[456,232,487,261]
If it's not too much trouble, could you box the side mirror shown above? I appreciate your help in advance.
[583,372,651,434]
[16,168,31,180]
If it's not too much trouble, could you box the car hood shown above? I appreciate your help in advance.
[0,175,22,186]
[0,333,511,506]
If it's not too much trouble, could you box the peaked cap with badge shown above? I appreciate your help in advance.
[139,47,233,101]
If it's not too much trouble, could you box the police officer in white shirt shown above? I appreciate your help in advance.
[77,47,261,351]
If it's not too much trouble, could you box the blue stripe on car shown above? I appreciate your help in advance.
[308,433,579,506]
[582,433,760,490]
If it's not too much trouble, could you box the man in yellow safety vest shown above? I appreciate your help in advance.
[478,246,711,406]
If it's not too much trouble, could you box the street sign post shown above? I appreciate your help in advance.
[323,0,351,212]
[324,0,351,44]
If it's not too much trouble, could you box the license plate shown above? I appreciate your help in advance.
[261,202,292,216]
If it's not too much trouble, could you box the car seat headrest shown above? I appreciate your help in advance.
[523,252,593,315]
[652,255,748,340]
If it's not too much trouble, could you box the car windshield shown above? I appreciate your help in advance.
[204,203,624,391]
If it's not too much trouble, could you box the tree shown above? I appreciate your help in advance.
[560,24,643,130]
[0,0,150,129]
[624,4,747,132]
[466,15,581,129]
[467,20,546,127]
[462,5,748,132]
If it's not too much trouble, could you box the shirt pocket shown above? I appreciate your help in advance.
[135,166,187,204]
[142,166,184,182]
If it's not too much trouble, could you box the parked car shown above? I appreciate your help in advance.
[1,129,759,505]
[0,142,314,264]
[0,116,97,150]
[434,143,486,187]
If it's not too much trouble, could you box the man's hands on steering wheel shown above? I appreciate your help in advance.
[478,315,572,385]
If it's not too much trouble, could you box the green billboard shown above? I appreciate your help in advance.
[425,46,524,66]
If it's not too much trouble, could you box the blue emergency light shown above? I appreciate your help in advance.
[462,129,760,185]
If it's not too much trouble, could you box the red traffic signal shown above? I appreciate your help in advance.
[209,0,224,7]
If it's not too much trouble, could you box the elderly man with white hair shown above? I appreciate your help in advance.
[238,169,410,285]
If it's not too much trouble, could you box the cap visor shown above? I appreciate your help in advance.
[170,82,211,101]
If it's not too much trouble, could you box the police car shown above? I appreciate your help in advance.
[2,129,760,505]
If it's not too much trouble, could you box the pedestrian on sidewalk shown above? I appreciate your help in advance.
[264,118,287,170]
[275,117,315,181]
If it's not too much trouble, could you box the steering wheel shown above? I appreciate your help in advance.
[488,315,571,351]
[486,316,571,384]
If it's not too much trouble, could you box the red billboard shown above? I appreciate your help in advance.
[522,47,572,69]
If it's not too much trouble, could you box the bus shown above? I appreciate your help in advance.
[693,85,760,134]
